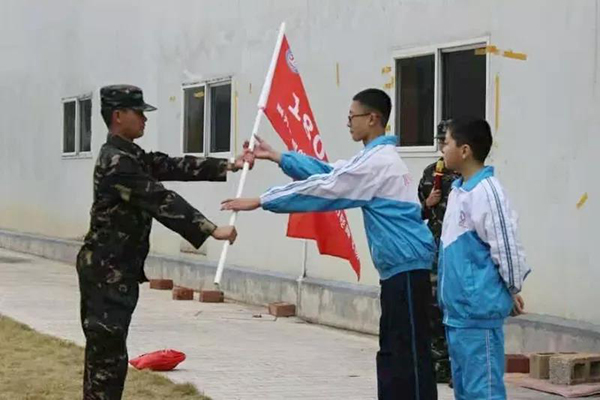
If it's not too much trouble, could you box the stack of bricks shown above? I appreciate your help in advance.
[528,352,600,386]
[549,353,600,386]
[530,353,556,379]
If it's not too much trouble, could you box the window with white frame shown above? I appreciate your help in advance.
[183,80,232,155]
[394,42,487,149]
[63,96,92,155]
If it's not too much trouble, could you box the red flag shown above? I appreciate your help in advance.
[259,32,361,279]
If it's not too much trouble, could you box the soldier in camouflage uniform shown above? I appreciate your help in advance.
[418,120,461,384]
[76,85,253,400]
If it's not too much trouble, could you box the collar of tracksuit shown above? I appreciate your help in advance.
[364,134,396,150]
[452,165,495,192]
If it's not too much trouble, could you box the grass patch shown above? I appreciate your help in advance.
[0,315,210,400]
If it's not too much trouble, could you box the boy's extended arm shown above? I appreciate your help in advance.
[260,151,381,213]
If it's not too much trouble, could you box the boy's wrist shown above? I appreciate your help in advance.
[270,151,282,164]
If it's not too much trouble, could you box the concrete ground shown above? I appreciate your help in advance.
[0,248,579,399]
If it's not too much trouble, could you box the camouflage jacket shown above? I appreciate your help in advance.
[418,158,460,242]
[77,134,228,283]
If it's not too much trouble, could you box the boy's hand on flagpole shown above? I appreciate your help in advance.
[221,198,261,212]
[254,135,282,164]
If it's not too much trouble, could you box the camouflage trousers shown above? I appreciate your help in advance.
[430,260,451,383]
[77,266,139,400]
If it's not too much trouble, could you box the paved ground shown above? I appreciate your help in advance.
[0,248,575,399]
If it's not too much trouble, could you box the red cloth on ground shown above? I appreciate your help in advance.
[129,349,186,371]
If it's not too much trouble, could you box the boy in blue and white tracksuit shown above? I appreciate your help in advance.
[260,134,435,281]
[223,89,438,399]
[439,118,531,400]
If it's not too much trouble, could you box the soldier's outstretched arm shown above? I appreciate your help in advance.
[144,142,254,182]
[101,154,236,247]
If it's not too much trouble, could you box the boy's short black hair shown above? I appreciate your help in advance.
[447,117,493,163]
[352,88,392,127]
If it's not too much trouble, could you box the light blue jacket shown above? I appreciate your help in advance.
[260,135,436,280]
[439,166,531,328]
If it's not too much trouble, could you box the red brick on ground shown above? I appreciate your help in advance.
[172,286,194,301]
[199,290,224,303]
[506,354,530,374]
[268,302,296,317]
[149,279,174,290]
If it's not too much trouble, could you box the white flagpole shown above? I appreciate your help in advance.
[214,22,286,286]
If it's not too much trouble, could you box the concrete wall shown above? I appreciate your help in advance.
[3,228,599,352]
[0,0,598,324]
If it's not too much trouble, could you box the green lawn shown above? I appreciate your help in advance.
[0,315,210,400]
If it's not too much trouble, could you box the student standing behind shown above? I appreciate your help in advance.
[439,117,530,400]
[417,119,460,383]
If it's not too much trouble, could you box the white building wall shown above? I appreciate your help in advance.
[0,0,598,323]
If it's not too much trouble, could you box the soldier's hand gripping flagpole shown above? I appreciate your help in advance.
[213,22,286,287]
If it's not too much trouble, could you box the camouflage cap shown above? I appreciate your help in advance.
[100,84,157,112]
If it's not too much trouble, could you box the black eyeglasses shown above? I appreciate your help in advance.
[347,113,372,123]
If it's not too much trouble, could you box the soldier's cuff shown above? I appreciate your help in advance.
[197,158,228,182]
[199,218,218,235]
[184,218,217,250]
[216,159,229,180]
